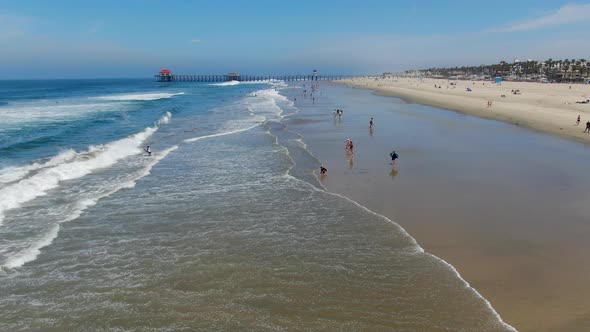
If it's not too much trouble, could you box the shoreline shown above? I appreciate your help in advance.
[339,78,590,145]
[311,180,518,332]
[287,83,590,332]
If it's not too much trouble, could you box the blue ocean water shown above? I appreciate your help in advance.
[0,79,514,331]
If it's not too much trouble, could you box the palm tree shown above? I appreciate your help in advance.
[581,59,588,81]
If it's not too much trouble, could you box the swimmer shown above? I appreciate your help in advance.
[144,145,152,156]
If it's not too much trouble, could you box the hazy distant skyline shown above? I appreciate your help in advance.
[1,0,590,78]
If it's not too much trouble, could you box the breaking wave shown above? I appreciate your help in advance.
[0,112,172,226]
[94,92,184,101]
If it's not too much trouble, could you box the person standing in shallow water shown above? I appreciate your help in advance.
[389,149,399,165]
[345,139,354,154]
[369,117,374,128]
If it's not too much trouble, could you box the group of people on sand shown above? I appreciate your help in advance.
[577,115,590,132]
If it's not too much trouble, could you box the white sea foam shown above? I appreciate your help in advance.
[94,92,184,101]
[184,88,287,143]
[209,81,240,86]
[240,80,287,86]
[209,80,287,87]
[184,123,261,143]
[0,102,126,127]
[2,145,178,269]
[0,150,77,185]
[0,112,172,226]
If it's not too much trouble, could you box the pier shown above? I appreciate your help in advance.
[155,69,356,82]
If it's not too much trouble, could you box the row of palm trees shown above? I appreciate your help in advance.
[413,58,589,82]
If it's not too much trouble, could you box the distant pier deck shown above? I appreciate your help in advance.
[155,73,355,83]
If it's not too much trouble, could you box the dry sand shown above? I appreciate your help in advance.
[341,77,590,144]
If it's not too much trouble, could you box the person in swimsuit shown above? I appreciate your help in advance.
[144,146,152,156]
[369,117,374,128]
[320,165,328,175]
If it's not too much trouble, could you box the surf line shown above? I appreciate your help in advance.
[1,145,179,270]
[284,170,518,331]
[0,112,172,227]
[183,122,263,143]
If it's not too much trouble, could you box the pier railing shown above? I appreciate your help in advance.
[154,74,358,82]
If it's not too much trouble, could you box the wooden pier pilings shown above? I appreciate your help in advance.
[154,73,355,82]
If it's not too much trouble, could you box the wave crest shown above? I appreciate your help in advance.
[0,112,172,226]
[94,92,184,101]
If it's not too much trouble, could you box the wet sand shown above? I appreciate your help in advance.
[286,83,590,332]
[342,77,590,145]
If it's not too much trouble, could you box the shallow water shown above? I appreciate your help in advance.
[0,79,513,331]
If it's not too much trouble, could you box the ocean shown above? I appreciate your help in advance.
[0,79,514,331]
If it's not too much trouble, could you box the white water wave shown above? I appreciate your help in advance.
[94,92,184,101]
[209,80,287,87]
[0,150,77,186]
[1,145,178,269]
[209,81,241,86]
[184,123,261,143]
[0,102,127,127]
[0,112,172,226]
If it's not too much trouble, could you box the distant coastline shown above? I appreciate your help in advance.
[404,58,590,84]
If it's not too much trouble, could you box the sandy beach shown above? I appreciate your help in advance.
[341,77,590,144]
[287,83,590,332]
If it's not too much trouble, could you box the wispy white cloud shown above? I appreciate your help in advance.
[488,3,590,32]
[189,38,201,43]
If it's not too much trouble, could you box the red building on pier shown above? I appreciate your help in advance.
[159,68,173,82]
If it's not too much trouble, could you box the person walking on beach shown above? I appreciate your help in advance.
[345,139,354,153]
[389,150,399,165]
[585,121,590,133]
[576,115,581,126]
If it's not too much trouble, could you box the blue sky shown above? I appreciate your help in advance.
[1,0,589,78]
